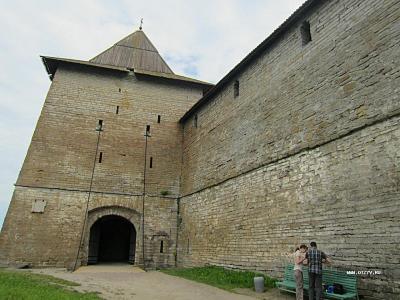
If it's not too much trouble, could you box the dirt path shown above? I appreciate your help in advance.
[31,265,294,300]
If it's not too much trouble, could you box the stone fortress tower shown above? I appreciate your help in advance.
[0,29,212,269]
[1,0,399,299]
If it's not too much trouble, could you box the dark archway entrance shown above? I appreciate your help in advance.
[88,215,136,264]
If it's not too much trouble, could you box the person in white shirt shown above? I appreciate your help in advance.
[294,244,308,300]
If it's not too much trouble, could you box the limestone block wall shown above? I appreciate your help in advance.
[17,64,203,196]
[0,187,87,267]
[0,187,177,268]
[181,0,400,194]
[178,115,400,299]
[178,0,400,299]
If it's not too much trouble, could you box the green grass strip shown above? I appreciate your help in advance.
[161,266,277,291]
[0,269,101,300]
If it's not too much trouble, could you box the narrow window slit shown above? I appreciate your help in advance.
[146,125,151,133]
[96,120,103,131]
[300,21,312,45]
[234,80,239,98]
[118,88,121,92]
[116,106,119,114]
[99,152,103,163]
[194,114,198,128]
[150,157,153,168]
[160,240,164,253]
[157,115,161,123]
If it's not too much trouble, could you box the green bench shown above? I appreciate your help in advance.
[276,264,309,294]
[276,264,359,300]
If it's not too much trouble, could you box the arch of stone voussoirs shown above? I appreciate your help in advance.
[81,205,142,266]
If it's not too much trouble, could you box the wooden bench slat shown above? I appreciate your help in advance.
[323,292,357,299]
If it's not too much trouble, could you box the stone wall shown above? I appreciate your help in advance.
[178,0,400,299]
[181,0,400,195]
[178,115,400,299]
[0,187,177,268]
[17,64,203,196]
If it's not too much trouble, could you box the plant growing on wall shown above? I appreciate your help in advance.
[160,190,170,196]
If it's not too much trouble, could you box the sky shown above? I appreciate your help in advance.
[0,0,305,228]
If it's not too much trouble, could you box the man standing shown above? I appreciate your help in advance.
[305,241,331,300]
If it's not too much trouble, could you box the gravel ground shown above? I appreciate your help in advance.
[30,264,294,300]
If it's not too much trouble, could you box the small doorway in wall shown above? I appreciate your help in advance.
[88,215,136,264]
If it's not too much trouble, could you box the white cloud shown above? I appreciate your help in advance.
[0,0,305,227]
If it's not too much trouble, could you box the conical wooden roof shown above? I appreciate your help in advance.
[90,30,174,74]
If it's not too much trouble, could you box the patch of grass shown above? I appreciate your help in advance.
[161,266,277,291]
[0,269,101,299]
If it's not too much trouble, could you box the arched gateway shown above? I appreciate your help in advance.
[83,206,141,265]
[88,215,136,264]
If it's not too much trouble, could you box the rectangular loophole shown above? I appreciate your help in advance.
[300,21,312,45]
[234,80,239,97]
[194,114,198,128]
[149,157,153,168]
[96,119,103,131]
[146,125,150,133]
[99,152,103,163]
[157,115,161,123]
[116,106,119,114]
[160,240,164,253]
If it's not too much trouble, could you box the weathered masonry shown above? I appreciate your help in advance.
[1,0,399,299]
[177,0,400,299]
